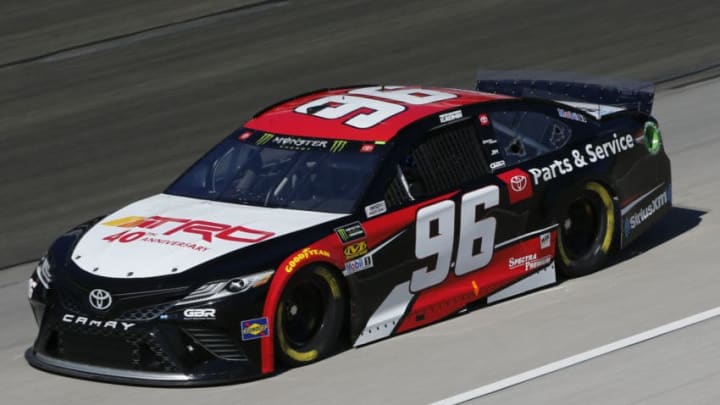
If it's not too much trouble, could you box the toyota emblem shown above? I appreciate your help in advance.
[88,289,113,311]
[510,175,527,192]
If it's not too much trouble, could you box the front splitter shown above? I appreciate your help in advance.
[25,348,268,387]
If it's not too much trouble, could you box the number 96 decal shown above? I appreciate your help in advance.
[294,86,458,129]
[410,186,499,293]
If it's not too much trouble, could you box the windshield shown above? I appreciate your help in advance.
[166,130,383,213]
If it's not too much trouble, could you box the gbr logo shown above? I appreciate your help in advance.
[294,86,458,129]
[410,186,499,293]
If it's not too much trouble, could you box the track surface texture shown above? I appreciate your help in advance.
[2,0,720,266]
[1,1,720,404]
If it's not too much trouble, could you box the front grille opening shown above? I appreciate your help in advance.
[137,343,168,372]
[49,322,179,372]
[58,292,88,316]
[184,328,247,361]
[60,331,135,369]
[117,302,175,322]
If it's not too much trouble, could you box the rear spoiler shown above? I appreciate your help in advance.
[475,70,655,117]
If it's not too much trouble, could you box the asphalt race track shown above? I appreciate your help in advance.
[1,1,720,404]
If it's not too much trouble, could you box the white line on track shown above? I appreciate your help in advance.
[430,305,720,405]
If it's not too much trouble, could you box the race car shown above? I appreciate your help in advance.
[26,73,671,385]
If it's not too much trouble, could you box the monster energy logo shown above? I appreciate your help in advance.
[256,133,274,145]
[256,133,348,152]
[334,221,366,244]
[330,140,347,153]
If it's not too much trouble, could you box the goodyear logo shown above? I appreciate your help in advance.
[241,317,269,341]
[343,240,368,260]
[285,247,331,273]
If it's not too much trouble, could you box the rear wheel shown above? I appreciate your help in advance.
[557,182,616,277]
[275,266,345,367]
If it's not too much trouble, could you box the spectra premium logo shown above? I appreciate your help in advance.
[88,289,112,311]
[508,254,552,272]
[497,168,533,204]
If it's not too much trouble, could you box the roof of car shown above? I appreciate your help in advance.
[244,86,511,142]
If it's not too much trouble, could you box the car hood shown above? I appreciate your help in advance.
[71,194,346,278]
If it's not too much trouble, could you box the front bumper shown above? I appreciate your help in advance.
[26,349,197,386]
[25,348,268,387]
[27,280,271,386]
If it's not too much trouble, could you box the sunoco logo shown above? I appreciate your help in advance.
[241,317,269,341]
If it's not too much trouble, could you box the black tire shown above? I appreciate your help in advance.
[275,265,345,367]
[557,182,617,278]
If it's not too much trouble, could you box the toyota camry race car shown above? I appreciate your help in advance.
[26,72,671,385]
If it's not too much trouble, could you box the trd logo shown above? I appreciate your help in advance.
[102,215,274,244]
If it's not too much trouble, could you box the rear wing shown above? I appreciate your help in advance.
[475,70,654,118]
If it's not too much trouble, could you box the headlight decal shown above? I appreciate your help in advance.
[35,256,52,289]
[175,270,274,306]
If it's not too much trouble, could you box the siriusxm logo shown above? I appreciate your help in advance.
[624,188,670,237]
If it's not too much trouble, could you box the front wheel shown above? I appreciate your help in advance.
[557,182,617,278]
[275,266,345,367]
